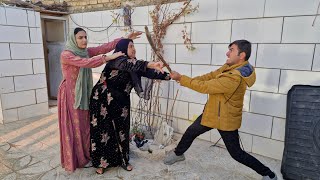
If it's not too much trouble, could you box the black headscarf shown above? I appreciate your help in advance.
[112,39,152,100]
[113,38,133,57]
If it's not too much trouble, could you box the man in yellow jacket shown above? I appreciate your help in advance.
[164,40,277,180]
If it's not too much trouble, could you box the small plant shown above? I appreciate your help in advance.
[130,124,145,141]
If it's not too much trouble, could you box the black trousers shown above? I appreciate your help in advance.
[174,114,273,177]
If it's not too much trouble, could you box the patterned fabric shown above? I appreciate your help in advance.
[90,57,170,168]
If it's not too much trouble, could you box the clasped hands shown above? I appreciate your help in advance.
[147,62,182,81]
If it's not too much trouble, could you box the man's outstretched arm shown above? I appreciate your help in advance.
[170,71,241,95]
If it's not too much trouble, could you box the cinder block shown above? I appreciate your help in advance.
[239,132,253,152]
[271,117,286,141]
[282,16,320,43]
[217,0,265,20]
[18,102,49,120]
[185,0,218,22]
[174,82,208,104]
[264,0,319,17]
[177,118,192,134]
[192,21,232,43]
[147,44,175,64]
[240,112,273,138]
[256,44,314,70]
[252,136,284,160]
[0,77,14,93]
[69,13,83,27]
[0,60,33,77]
[82,11,103,27]
[131,6,149,25]
[27,10,40,27]
[176,44,211,65]
[3,108,19,124]
[14,74,47,91]
[154,97,170,115]
[192,65,219,78]
[36,88,48,103]
[11,44,44,59]
[148,2,185,25]
[163,23,191,44]
[27,10,36,27]
[0,26,30,43]
[1,90,36,109]
[279,70,320,94]
[251,68,281,93]
[86,28,109,44]
[101,10,113,28]
[158,81,174,99]
[188,103,204,121]
[5,7,28,26]
[170,64,191,77]
[232,18,283,43]
[0,7,5,25]
[313,44,320,71]
[211,44,229,66]
[33,59,46,74]
[250,91,287,118]
[167,99,189,120]
[0,43,10,60]
[243,90,250,112]
[30,28,42,43]
[128,26,152,44]
[35,12,40,27]
[2,109,19,123]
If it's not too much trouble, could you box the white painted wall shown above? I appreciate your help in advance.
[0,6,48,124]
[68,0,320,160]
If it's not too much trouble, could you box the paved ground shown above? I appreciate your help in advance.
[0,112,284,180]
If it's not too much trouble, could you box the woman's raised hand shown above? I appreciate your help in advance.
[127,31,143,40]
[103,51,125,63]
[147,61,164,74]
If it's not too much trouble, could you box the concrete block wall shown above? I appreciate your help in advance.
[69,0,320,160]
[0,6,48,124]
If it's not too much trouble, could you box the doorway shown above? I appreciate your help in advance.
[41,16,67,107]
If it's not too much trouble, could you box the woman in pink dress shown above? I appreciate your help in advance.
[58,27,141,172]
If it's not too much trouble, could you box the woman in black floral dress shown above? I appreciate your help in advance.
[89,39,170,174]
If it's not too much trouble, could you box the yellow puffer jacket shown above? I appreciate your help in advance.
[180,61,256,131]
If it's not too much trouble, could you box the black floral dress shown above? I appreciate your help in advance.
[89,57,170,168]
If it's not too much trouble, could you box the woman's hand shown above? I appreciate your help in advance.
[147,61,164,73]
[127,31,143,40]
[103,51,125,63]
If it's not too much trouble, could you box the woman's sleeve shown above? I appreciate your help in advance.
[106,57,149,72]
[139,68,171,80]
[61,51,104,68]
[87,38,121,57]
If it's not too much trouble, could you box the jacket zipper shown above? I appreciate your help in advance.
[218,101,221,127]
